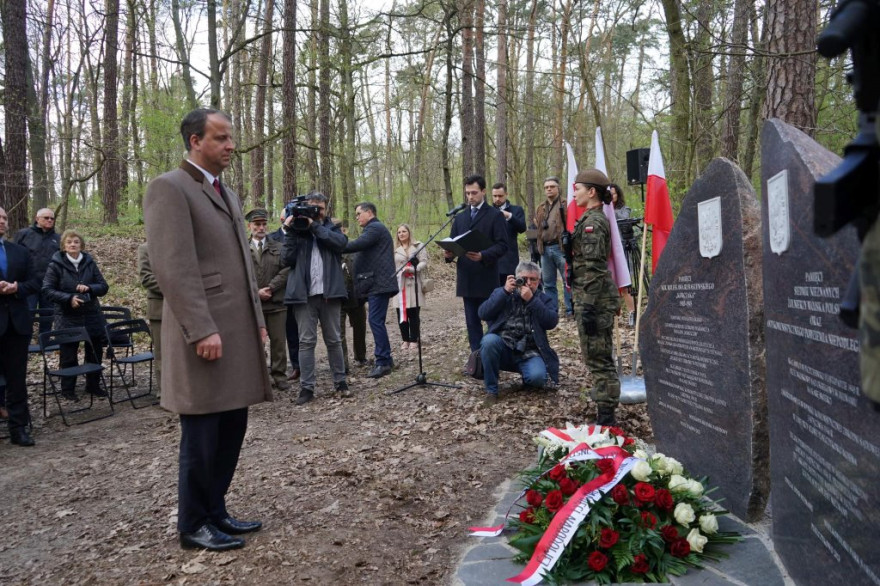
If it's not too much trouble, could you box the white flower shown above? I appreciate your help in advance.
[674,502,696,525]
[631,460,653,482]
[687,528,708,553]
[669,474,690,493]
[633,449,649,460]
[666,457,684,476]
[651,453,669,475]
[699,514,718,535]
[687,479,704,497]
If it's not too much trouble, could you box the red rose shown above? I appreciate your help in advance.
[588,551,608,572]
[609,426,625,437]
[670,538,691,558]
[548,464,567,482]
[598,527,619,549]
[544,489,564,513]
[519,508,536,524]
[559,477,579,496]
[641,511,657,529]
[595,458,614,474]
[611,484,630,505]
[623,437,636,446]
[526,489,543,507]
[634,482,656,504]
[654,489,674,511]
[631,553,649,574]
[660,525,679,543]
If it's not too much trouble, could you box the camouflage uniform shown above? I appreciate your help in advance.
[860,218,880,403]
[571,206,621,410]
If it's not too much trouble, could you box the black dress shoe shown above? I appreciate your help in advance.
[10,429,35,447]
[61,390,78,401]
[88,388,109,398]
[367,364,392,378]
[215,516,262,535]
[179,523,245,551]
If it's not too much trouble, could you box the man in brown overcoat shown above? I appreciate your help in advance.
[137,242,163,396]
[144,108,272,552]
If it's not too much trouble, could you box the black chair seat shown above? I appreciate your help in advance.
[104,318,157,407]
[47,363,104,378]
[30,343,59,353]
[116,351,154,364]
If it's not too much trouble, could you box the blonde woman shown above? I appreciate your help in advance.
[393,225,427,350]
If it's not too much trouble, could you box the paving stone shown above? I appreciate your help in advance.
[460,542,519,565]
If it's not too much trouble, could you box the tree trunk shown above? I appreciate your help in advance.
[338,0,355,226]
[251,0,275,206]
[495,0,508,182]
[282,0,298,202]
[171,0,198,109]
[102,0,121,223]
[721,0,749,161]
[523,0,538,218]
[306,0,319,188]
[318,0,333,197]
[26,0,55,210]
[691,1,716,177]
[762,0,817,135]
[459,0,475,176]
[553,0,572,176]
[1,0,29,229]
[743,0,767,179]
[473,0,486,176]
[441,3,456,209]
[659,0,691,184]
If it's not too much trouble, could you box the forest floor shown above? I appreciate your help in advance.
[0,234,650,585]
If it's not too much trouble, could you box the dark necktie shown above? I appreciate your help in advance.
[0,242,7,279]
[213,178,221,196]
[470,206,478,220]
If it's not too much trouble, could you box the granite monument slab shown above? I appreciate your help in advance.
[761,118,880,586]
[640,157,768,521]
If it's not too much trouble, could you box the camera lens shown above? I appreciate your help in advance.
[515,277,525,287]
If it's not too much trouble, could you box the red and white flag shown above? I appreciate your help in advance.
[644,130,673,273]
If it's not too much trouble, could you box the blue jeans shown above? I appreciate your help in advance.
[541,244,572,314]
[463,297,486,351]
[367,294,392,366]
[480,333,547,395]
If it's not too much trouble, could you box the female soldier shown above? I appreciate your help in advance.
[571,169,621,425]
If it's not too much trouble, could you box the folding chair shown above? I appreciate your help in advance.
[105,319,158,408]
[28,308,57,395]
[102,306,134,375]
[39,327,114,426]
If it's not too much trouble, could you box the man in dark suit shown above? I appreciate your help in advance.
[0,206,39,446]
[144,109,272,551]
[491,182,526,286]
[443,174,509,353]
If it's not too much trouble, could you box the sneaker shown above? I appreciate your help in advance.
[295,388,314,405]
[335,381,352,398]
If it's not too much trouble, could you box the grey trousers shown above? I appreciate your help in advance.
[293,296,346,390]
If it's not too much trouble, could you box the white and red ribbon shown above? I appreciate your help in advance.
[397,264,412,323]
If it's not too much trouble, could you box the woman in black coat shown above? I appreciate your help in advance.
[42,229,110,400]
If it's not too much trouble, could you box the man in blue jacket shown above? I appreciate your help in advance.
[282,193,349,404]
[344,202,398,378]
[491,182,526,287]
[478,261,559,405]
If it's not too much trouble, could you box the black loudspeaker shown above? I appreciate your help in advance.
[626,148,650,185]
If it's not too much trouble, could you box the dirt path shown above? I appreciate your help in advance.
[1,238,650,585]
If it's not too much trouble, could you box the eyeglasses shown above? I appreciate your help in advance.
[520,276,540,283]
[40,216,55,220]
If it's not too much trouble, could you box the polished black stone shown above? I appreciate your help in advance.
[640,157,768,521]
[761,119,880,585]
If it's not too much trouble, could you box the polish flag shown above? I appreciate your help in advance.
[644,130,673,273]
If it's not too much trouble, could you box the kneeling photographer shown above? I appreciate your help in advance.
[477,261,560,405]
[282,192,349,405]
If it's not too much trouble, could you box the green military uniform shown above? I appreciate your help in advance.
[860,218,880,403]
[250,233,291,389]
[571,206,621,412]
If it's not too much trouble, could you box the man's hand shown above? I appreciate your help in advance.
[70,295,82,308]
[443,249,455,260]
[260,327,268,343]
[0,280,18,295]
[502,210,512,220]
[465,251,483,262]
[503,275,516,294]
[258,287,272,301]
[75,284,90,293]
[519,284,534,302]
[195,333,223,361]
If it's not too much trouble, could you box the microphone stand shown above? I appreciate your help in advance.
[389,212,463,394]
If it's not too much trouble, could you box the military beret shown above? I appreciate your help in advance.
[574,168,610,188]
[245,208,269,221]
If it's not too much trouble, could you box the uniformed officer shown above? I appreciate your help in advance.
[570,168,621,425]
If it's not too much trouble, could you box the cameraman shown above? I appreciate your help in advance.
[282,193,349,404]
[477,261,560,406]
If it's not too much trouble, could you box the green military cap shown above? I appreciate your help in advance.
[245,208,269,221]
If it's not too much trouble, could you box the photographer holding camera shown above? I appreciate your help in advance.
[282,192,350,404]
[570,169,621,425]
[477,261,560,406]
[42,229,110,400]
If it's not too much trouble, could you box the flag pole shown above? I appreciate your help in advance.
[632,218,649,373]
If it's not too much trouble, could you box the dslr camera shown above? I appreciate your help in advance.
[515,277,526,287]
[76,292,92,304]
[284,195,323,231]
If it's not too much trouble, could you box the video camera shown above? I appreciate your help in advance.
[284,195,323,231]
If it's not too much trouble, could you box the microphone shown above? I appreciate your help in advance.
[446,203,468,217]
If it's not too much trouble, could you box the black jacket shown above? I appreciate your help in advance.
[0,241,40,336]
[344,217,399,299]
[496,202,526,276]
[447,203,509,298]
[42,251,110,340]
[14,224,61,281]
[282,218,348,304]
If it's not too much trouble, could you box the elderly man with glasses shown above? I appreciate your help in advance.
[14,208,60,323]
[477,261,560,405]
